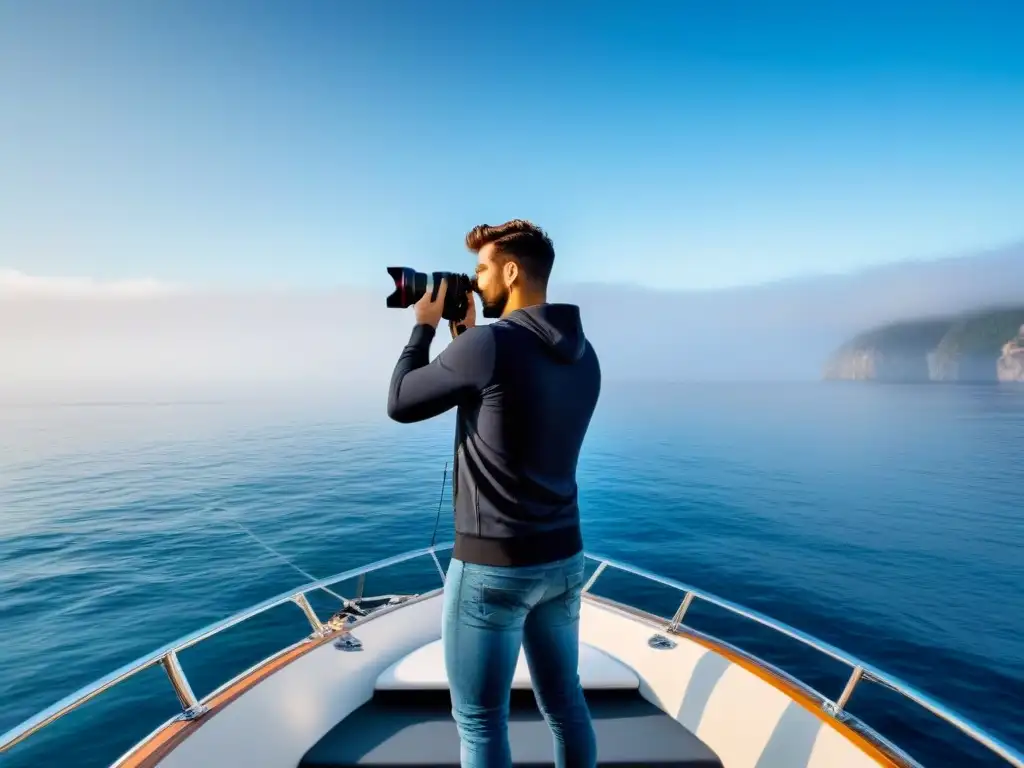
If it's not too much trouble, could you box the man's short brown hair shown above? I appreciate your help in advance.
[465,219,555,287]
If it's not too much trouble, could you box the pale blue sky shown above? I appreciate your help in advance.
[2,0,1023,291]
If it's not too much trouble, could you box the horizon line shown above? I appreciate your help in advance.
[4,237,1024,300]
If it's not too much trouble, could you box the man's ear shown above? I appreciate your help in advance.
[504,259,519,287]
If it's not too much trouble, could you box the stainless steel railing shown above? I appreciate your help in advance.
[581,551,1024,768]
[0,543,450,755]
[1,543,1021,768]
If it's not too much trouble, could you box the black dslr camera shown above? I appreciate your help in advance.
[385,267,476,324]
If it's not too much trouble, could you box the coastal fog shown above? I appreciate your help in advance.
[2,242,1023,399]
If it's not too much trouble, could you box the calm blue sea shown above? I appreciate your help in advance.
[1,383,1022,767]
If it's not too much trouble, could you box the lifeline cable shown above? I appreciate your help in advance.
[429,461,448,549]
[224,518,349,604]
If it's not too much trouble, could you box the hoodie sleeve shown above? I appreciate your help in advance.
[387,324,497,423]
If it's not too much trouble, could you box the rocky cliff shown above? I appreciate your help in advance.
[822,320,949,382]
[997,325,1024,382]
[824,309,1024,383]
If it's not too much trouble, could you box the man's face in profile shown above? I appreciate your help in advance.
[474,243,510,319]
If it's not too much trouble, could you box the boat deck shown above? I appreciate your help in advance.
[302,637,721,767]
[300,688,723,768]
[4,544,1022,768]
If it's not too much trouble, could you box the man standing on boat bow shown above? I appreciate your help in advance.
[387,219,601,768]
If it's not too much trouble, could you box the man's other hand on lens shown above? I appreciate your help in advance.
[412,278,478,340]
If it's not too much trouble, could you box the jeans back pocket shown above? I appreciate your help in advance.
[563,566,586,621]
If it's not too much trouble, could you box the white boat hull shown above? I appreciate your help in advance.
[115,591,907,768]
[5,544,1019,768]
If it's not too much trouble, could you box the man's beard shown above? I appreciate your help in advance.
[480,287,508,319]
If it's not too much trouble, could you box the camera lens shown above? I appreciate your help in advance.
[386,267,473,322]
[385,267,427,309]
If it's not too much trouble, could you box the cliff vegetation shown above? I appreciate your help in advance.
[824,308,1024,383]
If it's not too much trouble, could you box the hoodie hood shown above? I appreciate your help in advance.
[504,303,587,363]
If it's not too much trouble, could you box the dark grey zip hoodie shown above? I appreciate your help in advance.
[387,304,601,566]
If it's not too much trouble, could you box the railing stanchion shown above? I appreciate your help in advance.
[293,593,326,636]
[835,666,864,712]
[669,592,696,630]
[160,651,207,720]
[582,561,608,593]
[429,550,446,583]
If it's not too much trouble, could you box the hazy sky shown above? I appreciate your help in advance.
[4,243,1023,396]
[2,1,1024,291]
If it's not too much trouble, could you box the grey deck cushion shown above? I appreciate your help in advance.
[301,689,723,768]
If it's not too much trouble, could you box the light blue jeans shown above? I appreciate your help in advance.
[442,552,597,768]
